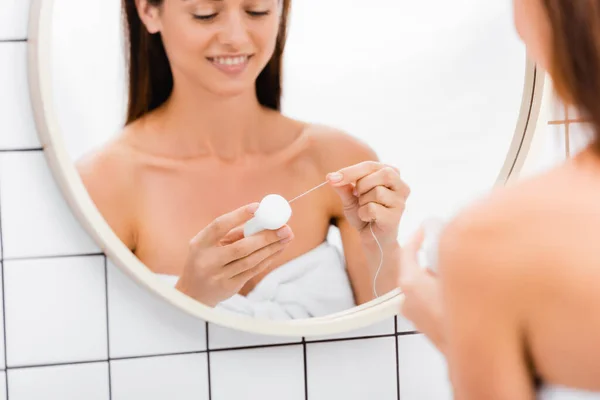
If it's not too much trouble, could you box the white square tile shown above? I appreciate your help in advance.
[397,334,453,399]
[306,317,395,342]
[210,345,304,400]
[0,43,41,149]
[0,372,6,400]
[551,97,579,121]
[4,256,108,367]
[566,122,594,156]
[306,337,397,400]
[548,124,568,161]
[8,362,110,400]
[523,123,567,178]
[208,323,301,350]
[110,353,209,400]
[107,261,207,358]
[0,373,5,400]
[0,152,100,259]
[397,315,417,333]
[0,1,30,40]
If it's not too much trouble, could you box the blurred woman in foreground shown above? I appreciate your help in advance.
[399,0,600,398]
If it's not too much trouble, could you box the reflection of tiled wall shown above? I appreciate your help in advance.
[547,101,592,160]
[0,4,561,400]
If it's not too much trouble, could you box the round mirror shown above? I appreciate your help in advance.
[28,0,544,335]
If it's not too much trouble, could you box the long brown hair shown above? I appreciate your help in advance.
[121,0,291,125]
[542,0,600,150]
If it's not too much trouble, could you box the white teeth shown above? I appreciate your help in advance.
[214,56,247,66]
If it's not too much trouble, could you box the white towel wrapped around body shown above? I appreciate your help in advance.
[158,241,356,320]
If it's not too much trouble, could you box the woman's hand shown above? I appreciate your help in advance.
[175,203,294,307]
[398,227,445,353]
[326,161,410,247]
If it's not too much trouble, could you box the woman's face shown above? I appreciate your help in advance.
[138,0,281,97]
[513,0,552,71]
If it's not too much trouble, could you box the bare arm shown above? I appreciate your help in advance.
[337,218,402,304]
[438,211,536,400]
[314,126,404,304]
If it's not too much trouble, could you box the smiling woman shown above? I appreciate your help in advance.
[28,0,544,335]
[122,0,287,119]
[74,0,408,318]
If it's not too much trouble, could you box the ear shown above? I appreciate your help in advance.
[135,0,162,34]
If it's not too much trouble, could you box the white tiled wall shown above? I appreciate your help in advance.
[0,2,566,400]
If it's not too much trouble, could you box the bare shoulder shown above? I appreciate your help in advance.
[438,163,576,297]
[303,123,379,172]
[75,133,139,249]
[297,123,380,220]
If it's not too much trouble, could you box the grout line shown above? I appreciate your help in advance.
[0,39,27,43]
[103,256,112,400]
[206,323,212,400]
[111,350,207,362]
[302,337,308,400]
[396,330,420,336]
[305,334,396,344]
[0,185,9,400]
[2,331,423,371]
[9,359,108,370]
[0,148,43,153]
[105,361,111,400]
[395,317,401,400]
[1,252,104,262]
[209,341,303,352]
[547,118,587,125]
[305,331,418,344]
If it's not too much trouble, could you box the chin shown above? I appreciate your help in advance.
[204,82,256,99]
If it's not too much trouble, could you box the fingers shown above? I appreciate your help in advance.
[358,186,403,208]
[327,160,403,185]
[219,225,245,246]
[357,201,398,222]
[405,227,425,262]
[193,203,260,245]
[225,240,288,278]
[331,183,359,210]
[399,227,426,281]
[355,166,409,198]
[327,161,383,186]
[219,225,294,265]
[230,248,284,285]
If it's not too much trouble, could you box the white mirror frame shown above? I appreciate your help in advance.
[26,0,549,337]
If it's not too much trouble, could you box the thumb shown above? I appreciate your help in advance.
[333,184,359,210]
[400,226,426,277]
[219,225,246,246]
[327,177,358,209]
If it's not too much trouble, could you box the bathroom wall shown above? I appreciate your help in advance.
[0,2,568,400]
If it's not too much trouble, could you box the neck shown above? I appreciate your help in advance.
[152,80,273,161]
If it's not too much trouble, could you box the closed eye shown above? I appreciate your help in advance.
[193,13,217,21]
[193,10,270,21]
[247,10,270,17]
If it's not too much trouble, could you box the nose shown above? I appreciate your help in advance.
[218,11,250,48]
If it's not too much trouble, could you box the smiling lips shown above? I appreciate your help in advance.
[207,55,252,75]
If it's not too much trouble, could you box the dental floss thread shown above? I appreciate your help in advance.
[370,221,384,298]
[288,180,329,204]
[288,180,385,298]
